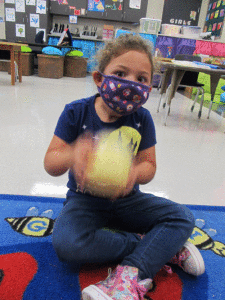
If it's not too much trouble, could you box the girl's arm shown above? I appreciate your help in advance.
[44,132,95,192]
[133,145,156,185]
[115,145,156,199]
[44,135,73,177]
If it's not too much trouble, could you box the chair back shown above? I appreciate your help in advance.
[35,31,44,44]
[175,54,201,62]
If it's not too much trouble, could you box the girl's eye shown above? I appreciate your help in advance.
[138,76,147,83]
[115,71,125,77]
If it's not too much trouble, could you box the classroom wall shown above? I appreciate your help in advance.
[2,0,225,44]
[0,3,5,40]
[54,0,219,42]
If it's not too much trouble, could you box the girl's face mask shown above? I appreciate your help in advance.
[97,74,152,116]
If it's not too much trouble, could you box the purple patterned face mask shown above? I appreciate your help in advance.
[97,74,152,116]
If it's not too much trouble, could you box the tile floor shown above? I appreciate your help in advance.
[0,71,225,206]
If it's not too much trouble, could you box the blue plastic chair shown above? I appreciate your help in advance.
[219,86,225,117]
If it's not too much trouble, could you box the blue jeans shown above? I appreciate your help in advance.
[52,191,195,280]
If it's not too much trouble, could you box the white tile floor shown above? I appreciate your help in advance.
[1,71,225,206]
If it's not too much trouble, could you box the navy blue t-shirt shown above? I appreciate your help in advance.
[54,94,156,197]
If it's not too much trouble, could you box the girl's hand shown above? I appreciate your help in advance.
[110,161,137,201]
[71,131,95,192]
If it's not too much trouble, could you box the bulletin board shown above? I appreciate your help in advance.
[161,0,202,26]
[204,0,225,39]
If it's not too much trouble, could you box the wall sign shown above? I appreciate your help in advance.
[204,0,225,39]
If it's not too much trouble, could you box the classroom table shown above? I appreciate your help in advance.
[0,42,27,85]
[158,60,225,125]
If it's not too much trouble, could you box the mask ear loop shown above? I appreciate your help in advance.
[96,71,103,82]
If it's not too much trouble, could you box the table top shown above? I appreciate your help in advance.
[0,41,28,47]
[160,60,225,75]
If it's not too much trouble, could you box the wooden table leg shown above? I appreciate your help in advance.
[17,51,22,83]
[10,49,15,85]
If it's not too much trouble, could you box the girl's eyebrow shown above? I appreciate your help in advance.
[115,65,150,75]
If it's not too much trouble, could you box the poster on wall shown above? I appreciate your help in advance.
[88,0,105,12]
[16,23,25,37]
[129,0,141,9]
[5,7,15,22]
[15,0,25,13]
[26,0,36,5]
[5,0,15,3]
[204,0,225,39]
[30,13,39,27]
[36,0,46,14]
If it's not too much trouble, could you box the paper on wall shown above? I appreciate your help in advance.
[15,0,25,13]
[5,8,15,22]
[26,0,36,5]
[36,0,46,14]
[30,13,39,27]
[129,0,141,9]
[16,23,25,37]
[5,0,15,3]
[69,15,77,24]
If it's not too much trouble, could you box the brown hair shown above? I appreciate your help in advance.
[95,33,154,81]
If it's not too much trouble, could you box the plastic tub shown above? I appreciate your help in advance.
[161,24,181,36]
[181,26,201,38]
[140,18,161,35]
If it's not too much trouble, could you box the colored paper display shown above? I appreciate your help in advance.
[88,0,105,12]
[204,0,225,38]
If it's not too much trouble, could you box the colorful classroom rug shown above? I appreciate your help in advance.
[0,194,224,300]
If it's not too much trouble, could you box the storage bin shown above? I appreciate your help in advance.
[37,54,64,79]
[0,60,10,72]
[8,53,35,76]
[161,24,182,36]
[181,26,201,38]
[140,18,161,35]
[64,56,87,77]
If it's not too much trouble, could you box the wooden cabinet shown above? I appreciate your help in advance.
[50,0,87,17]
[86,0,123,21]
[122,0,147,23]
[50,0,147,23]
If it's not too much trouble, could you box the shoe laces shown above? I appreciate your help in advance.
[133,279,150,299]
[115,266,151,298]
[170,247,189,268]
[103,267,123,287]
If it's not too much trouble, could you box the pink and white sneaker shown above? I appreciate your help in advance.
[82,265,153,300]
[170,241,205,276]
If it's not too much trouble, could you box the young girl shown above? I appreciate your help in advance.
[44,34,205,300]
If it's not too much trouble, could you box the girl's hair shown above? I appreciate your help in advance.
[95,33,154,81]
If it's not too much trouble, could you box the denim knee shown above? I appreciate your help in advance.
[52,227,88,263]
[173,204,195,237]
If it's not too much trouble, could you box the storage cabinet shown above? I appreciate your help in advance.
[50,0,147,23]
[86,0,123,21]
[122,0,147,23]
[50,0,87,17]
